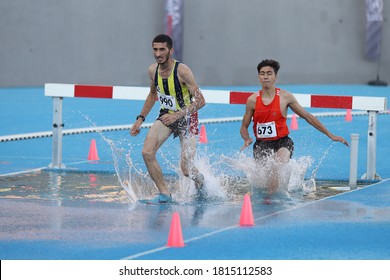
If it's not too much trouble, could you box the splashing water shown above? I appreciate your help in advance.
[81,113,155,203]
[308,143,334,179]
[287,156,315,192]
[302,143,334,193]
[80,113,328,204]
[107,140,137,203]
[102,134,316,204]
[219,152,314,197]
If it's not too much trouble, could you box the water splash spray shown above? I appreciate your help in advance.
[302,143,335,193]
[80,113,152,203]
[80,112,322,204]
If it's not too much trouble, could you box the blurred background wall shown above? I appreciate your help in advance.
[0,0,388,87]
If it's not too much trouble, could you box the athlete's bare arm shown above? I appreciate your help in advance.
[287,92,349,146]
[129,64,159,136]
[240,93,256,150]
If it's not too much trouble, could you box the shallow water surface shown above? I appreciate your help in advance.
[0,170,367,206]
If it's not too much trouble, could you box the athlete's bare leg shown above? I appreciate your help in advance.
[179,133,204,189]
[268,147,291,195]
[142,120,172,195]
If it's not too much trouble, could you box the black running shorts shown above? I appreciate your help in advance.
[253,136,294,161]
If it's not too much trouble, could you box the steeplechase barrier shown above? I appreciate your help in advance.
[15,83,390,179]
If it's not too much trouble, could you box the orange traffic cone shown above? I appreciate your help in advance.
[199,124,208,143]
[167,212,185,247]
[290,114,298,130]
[345,109,352,122]
[88,139,100,161]
[239,194,254,226]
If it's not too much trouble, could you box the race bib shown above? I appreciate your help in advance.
[256,121,277,138]
[158,92,177,111]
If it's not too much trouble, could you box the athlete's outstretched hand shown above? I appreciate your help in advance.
[240,137,253,151]
[331,135,349,147]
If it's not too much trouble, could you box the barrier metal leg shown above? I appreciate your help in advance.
[362,111,381,180]
[49,97,65,169]
[349,134,359,188]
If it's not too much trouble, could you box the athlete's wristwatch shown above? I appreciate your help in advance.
[136,115,145,122]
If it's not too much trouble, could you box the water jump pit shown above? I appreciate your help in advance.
[0,168,373,206]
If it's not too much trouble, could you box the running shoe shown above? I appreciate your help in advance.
[140,193,173,204]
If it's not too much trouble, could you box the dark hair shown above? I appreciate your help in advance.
[257,59,280,75]
[152,34,173,49]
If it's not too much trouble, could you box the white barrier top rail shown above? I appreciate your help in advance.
[45,83,387,111]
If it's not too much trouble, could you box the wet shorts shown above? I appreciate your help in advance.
[158,111,199,138]
[253,136,294,161]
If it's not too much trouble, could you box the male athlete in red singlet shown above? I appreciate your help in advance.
[240,59,349,198]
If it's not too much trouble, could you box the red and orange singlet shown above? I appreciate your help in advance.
[252,88,289,141]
